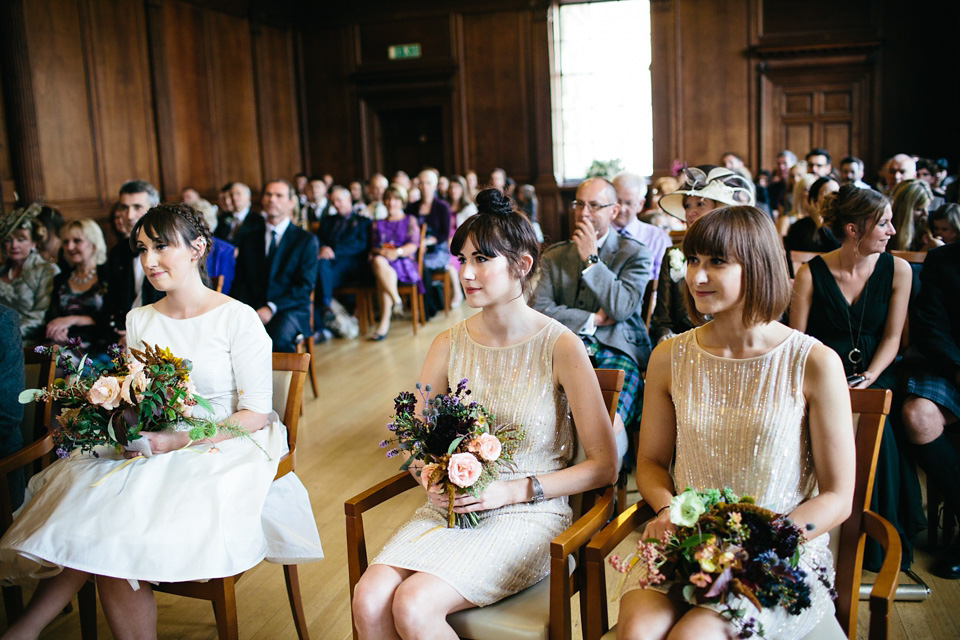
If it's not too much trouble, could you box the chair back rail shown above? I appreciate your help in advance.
[21,347,55,443]
[272,352,310,480]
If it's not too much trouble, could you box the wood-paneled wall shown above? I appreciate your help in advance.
[0,0,301,221]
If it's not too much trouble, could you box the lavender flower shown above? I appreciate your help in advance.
[55,447,69,459]
[379,439,390,448]
[386,448,401,458]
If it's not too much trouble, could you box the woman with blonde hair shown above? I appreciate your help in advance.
[778,171,816,237]
[890,178,934,251]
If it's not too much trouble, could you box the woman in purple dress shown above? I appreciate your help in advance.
[369,185,422,340]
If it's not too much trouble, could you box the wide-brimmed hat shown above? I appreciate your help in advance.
[0,203,43,244]
[659,167,755,221]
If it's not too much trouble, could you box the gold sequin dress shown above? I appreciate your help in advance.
[371,318,575,606]
[670,328,834,637]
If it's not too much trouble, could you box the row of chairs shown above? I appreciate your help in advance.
[2,348,313,640]
[344,374,900,640]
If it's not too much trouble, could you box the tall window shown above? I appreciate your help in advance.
[553,0,653,182]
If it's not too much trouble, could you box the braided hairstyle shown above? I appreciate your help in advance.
[451,188,541,293]
[130,202,214,281]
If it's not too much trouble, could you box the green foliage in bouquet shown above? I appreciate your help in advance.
[380,378,525,528]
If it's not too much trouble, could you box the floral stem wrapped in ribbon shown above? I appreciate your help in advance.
[380,378,525,528]
[20,341,250,458]
[609,488,835,639]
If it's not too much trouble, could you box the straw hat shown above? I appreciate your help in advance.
[0,203,43,244]
[659,167,755,221]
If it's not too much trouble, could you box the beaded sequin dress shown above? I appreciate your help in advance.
[670,328,834,637]
[372,318,575,606]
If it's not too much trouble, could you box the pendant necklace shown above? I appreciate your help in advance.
[839,253,868,368]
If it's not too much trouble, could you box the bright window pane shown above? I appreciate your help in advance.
[555,1,652,181]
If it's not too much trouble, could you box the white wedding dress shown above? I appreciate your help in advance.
[0,300,322,585]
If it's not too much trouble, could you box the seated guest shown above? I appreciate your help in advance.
[902,241,960,578]
[929,203,960,245]
[882,153,917,193]
[790,184,921,569]
[0,204,60,344]
[294,171,309,205]
[613,172,671,280]
[720,151,753,182]
[214,182,261,244]
[44,219,109,353]
[406,169,454,315]
[489,167,507,193]
[101,180,161,341]
[516,184,544,243]
[890,178,935,251]
[316,185,371,321]
[650,167,754,344]
[805,147,833,178]
[34,206,65,267]
[784,176,841,253]
[232,180,319,353]
[840,155,872,190]
[363,173,389,221]
[767,149,797,213]
[304,176,334,230]
[532,177,653,461]
[448,175,477,228]
[109,200,129,243]
[368,186,421,341]
[190,197,236,294]
[778,172,816,237]
[918,157,949,198]
[0,303,25,510]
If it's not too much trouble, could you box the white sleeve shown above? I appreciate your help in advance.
[228,303,273,414]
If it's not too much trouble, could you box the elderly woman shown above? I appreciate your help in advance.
[0,204,61,344]
[43,219,109,352]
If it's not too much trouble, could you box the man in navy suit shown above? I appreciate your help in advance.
[214,182,264,245]
[231,180,319,353]
[316,185,372,315]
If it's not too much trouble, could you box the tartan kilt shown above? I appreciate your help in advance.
[584,341,642,427]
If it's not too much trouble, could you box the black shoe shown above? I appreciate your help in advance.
[932,539,960,579]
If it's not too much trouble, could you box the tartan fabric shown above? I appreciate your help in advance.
[582,338,642,427]
[907,373,960,419]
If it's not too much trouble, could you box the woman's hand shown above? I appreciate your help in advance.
[641,508,676,542]
[122,431,192,458]
[850,370,875,389]
[427,480,520,513]
[381,247,399,261]
[46,316,74,342]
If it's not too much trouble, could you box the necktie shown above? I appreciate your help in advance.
[267,230,278,263]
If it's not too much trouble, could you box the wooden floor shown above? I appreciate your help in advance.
[9,307,960,639]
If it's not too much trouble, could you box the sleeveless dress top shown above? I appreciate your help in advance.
[805,252,895,388]
[372,318,575,606]
[670,328,834,638]
[373,215,422,289]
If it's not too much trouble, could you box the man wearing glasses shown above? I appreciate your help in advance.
[532,177,653,467]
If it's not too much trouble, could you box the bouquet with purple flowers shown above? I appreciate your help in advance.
[610,488,834,638]
[380,378,525,528]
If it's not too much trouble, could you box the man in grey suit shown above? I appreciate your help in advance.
[532,177,653,460]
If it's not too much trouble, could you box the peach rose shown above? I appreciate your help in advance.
[420,463,444,493]
[467,433,501,462]
[120,363,150,404]
[447,453,482,488]
[88,376,122,410]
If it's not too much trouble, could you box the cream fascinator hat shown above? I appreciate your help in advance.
[0,203,43,244]
[659,167,755,221]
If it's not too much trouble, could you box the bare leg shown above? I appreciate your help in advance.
[448,265,463,307]
[391,572,473,640]
[666,607,731,639]
[96,576,157,640]
[2,569,90,640]
[617,589,681,640]
[371,256,400,337]
[353,564,411,640]
[902,396,954,444]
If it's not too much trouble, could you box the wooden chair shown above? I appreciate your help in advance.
[395,224,428,335]
[583,388,900,640]
[213,274,225,293]
[430,269,452,317]
[21,347,55,443]
[787,249,826,279]
[345,368,625,640]
[890,250,926,265]
[295,293,319,399]
[334,282,375,337]
[82,352,313,640]
[640,278,657,329]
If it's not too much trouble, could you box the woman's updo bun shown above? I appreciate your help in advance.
[451,188,541,293]
[820,183,888,240]
[475,188,515,217]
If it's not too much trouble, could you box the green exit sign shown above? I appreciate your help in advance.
[388,43,422,60]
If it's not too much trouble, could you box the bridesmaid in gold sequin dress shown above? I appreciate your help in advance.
[352,189,619,639]
[617,206,856,640]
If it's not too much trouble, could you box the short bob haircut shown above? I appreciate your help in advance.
[682,205,791,326]
[61,218,108,265]
[451,188,540,293]
[383,184,409,208]
[130,202,214,280]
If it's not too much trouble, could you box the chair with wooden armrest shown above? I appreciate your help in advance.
[345,368,625,640]
[583,388,900,640]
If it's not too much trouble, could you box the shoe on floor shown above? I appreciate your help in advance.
[368,332,387,342]
[932,539,960,579]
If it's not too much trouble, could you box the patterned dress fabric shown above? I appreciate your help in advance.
[372,318,575,606]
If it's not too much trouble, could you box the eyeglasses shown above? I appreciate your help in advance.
[570,200,616,213]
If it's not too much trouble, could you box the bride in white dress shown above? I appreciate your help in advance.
[0,203,322,639]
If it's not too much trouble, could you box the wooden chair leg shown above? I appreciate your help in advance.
[78,580,97,640]
[305,337,319,398]
[210,579,239,640]
[283,565,311,640]
[442,272,451,316]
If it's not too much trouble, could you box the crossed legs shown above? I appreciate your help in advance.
[352,564,474,640]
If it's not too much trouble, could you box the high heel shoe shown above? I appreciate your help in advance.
[368,332,387,342]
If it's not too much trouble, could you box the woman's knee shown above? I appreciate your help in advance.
[902,396,946,443]
[352,570,397,627]
[617,590,675,640]
[665,607,729,640]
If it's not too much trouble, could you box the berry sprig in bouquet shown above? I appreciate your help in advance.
[610,488,834,638]
[380,378,525,528]
[20,341,239,457]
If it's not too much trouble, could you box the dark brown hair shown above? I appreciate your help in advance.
[682,205,791,326]
[451,188,540,292]
[130,202,213,280]
[820,183,889,241]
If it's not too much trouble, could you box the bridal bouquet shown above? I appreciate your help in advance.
[380,378,525,528]
[610,488,833,638]
[20,341,230,457]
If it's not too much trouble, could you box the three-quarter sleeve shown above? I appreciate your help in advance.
[228,303,273,414]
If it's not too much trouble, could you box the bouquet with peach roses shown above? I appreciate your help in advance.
[20,341,234,457]
[380,378,525,528]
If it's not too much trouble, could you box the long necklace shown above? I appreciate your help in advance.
[838,253,868,367]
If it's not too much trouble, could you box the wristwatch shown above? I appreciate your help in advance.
[586,254,600,266]
[397,247,404,257]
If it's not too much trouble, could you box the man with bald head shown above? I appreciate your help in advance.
[612,172,670,279]
[883,154,917,192]
[532,177,653,464]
